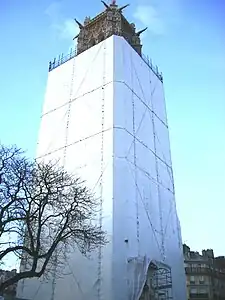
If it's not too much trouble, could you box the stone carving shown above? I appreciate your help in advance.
[74,1,147,56]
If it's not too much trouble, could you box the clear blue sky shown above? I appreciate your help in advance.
[0,0,224,258]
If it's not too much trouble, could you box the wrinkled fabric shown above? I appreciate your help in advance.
[127,256,150,300]
[127,257,174,300]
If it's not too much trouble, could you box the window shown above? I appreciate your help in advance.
[201,263,207,268]
[199,276,205,284]
[190,276,195,284]
[199,288,209,298]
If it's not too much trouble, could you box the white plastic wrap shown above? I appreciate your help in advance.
[17,35,186,300]
[127,256,150,300]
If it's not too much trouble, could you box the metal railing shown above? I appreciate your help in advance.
[48,47,163,82]
[189,293,209,299]
[185,266,225,279]
[49,48,77,72]
[185,266,212,275]
[142,53,163,82]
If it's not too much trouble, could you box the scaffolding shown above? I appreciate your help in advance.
[48,48,163,82]
[140,260,173,300]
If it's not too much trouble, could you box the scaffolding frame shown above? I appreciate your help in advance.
[140,260,173,300]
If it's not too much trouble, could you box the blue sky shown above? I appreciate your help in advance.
[0,0,224,259]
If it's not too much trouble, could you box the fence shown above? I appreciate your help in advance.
[48,47,163,82]
[49,48,77,72]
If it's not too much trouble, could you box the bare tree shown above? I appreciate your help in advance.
[0,144,106,294]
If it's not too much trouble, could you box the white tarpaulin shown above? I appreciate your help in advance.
[127,256,150,300]
[127,257,173,300]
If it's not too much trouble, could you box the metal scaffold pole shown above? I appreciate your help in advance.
[50,54,76,300]
[130,51,140,256]
[97,40,106,300]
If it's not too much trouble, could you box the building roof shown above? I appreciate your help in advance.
[74,1,147,55]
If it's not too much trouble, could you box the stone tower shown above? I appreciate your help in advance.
[17,2,186,300]
[74,1,147,55]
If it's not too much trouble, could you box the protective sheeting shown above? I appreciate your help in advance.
[127,257,173,300]
[17,35,186,300]
[112,36,186,299]
[127,256,150,300]
[17,36,115,300]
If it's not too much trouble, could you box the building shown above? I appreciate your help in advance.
[183,244,225,299]
[17,1,186,299]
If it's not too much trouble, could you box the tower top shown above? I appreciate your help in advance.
[74,1,147,56]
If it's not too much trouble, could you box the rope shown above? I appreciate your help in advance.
[32,27,106,300]
[41,44,105,119]
[63,55,76,164]
[130,49,140,256]
[119,80,168,129]
[36,128,111,160]
[147,59,180,259]
[64,255,84,296]
[97,40,106,300]
[91,160,109,193]
[31,281,42,300]
[126,159,163,258]
[37,43,106,164]
[50,254,58,300]
[40,81,113,119]
[148,62,165,262]
[121,42,165,261]
[153,128,174,189]
[124,104,148,160]
[114,125,172,171]
[51,50,76,300]
[123,156,173,194]
[40,108,69,159]
[127,54,177,262]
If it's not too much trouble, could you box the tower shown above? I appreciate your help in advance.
[17,2,186,299]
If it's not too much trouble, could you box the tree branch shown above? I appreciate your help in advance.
[0,144,106,293]
[0,246,33,261]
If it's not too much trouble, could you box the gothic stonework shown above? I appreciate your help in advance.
[74,1,147,56]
